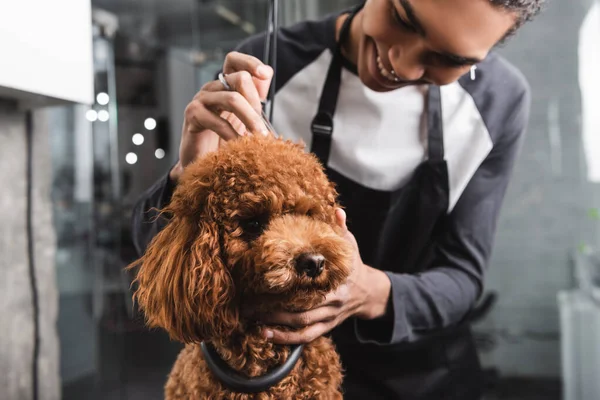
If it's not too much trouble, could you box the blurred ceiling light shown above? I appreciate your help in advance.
[190,50,208,64]
[86,110,98,122]
[241,22,256,34]
[96,92,109,105]
[214,5,255,34]
[132,133,144,146]
[155,148,166,160]
[128,42,142,57]
[214,5,241,24]
[98,110,110,122]
[126,152,138,165]
[92,8,119,39]
[144,117,157,130]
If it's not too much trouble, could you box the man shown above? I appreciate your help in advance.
[133,0,544,398]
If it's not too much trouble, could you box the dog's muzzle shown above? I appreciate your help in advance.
[295,252,325,278]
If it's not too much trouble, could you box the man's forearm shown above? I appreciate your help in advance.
[356,265,392,320]
[353,266,480,346]
[131,170,177,256]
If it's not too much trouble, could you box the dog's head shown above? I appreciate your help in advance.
[131,135,352,343]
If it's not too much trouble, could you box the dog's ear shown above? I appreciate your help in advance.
[128,204,238,343]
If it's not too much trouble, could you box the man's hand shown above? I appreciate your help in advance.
[170,51,274,182]
[256,209,392,345]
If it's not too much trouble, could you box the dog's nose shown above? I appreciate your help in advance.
[295,253,325,278]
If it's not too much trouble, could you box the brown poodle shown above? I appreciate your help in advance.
[129,134,353,399]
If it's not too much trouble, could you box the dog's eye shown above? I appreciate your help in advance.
[240,216,269,240]
[245,219,262,232]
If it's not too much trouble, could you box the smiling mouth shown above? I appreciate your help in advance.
[376,54,400,83]
[372,44,429,87]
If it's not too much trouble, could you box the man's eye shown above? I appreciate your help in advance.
[391,4,418,33]
[429,55,473,70]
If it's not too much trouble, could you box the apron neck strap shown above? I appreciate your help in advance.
[310,5,362,163]
[426,85,444,161]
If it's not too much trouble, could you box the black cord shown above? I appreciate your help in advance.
[263,3,273,70]
[268,0,278,122]
[25,110,40,400]
[263,0,278,122]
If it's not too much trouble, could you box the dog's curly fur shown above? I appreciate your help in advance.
[129,135,353,399]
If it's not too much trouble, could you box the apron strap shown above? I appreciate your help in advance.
[310,5,361,164]
[426,85,444,161]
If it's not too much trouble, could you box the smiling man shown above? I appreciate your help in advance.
[353,0,515,88]
[133,0,546,398]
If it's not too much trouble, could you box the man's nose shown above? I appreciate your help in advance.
[389,42,425,82]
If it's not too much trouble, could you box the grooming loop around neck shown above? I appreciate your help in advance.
[200,342,305,394]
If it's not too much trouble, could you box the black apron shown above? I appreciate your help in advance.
[310,5,483,400]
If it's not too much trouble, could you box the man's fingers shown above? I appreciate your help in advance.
[222,112,248,136]
[198,90,268,136]
[223,51,273,78]
[197,67,272,137]
[265,322,331,345]
[323,285,349,307]
[231,71,264,115]
[261,306,338,328]
[223,52,273,100]
[204,71,264,115]
[184,100,239,141]
[335,208,348,234]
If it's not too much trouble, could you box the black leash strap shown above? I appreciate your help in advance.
[263,0,279,122]
[201,341,304,393]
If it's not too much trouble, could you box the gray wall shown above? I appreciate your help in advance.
[0,105,60,399]
[476,0,600,378]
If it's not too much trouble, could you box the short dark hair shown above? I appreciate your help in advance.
[489,0,546,42]
[490,0,546,28]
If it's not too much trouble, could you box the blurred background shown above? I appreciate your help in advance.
[1,0,600,399]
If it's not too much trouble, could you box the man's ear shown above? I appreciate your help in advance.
[128,209,238,343]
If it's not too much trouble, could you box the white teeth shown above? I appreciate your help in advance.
[376,55,400,83]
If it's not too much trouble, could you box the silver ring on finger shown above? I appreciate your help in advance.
[218,72,232,91]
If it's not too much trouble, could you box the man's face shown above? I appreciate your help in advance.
[355,0,518,91]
